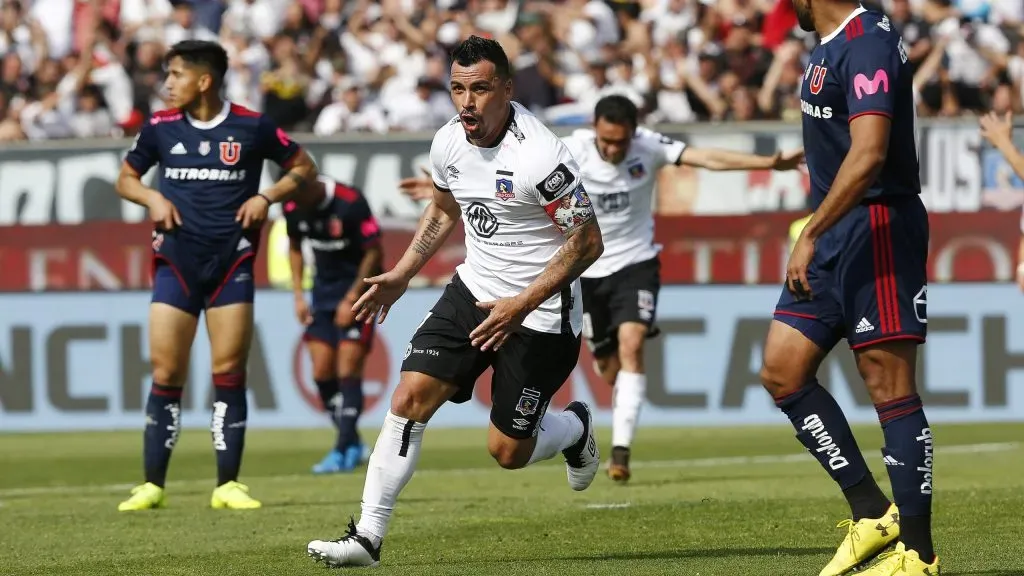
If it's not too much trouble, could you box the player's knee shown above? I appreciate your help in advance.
[389,377,443,423]
[211,357,246,376]
[594,354,617,383]
[487,438,530,470]
[311,362,335,382]
[855,343,918,403]
[617,339,644,372]
[149,354,187,385]
[151,361,187,388]
[337,345,367,379]
[760,356,800,398]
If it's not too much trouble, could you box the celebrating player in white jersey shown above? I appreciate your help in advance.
[306,36,605,568]
[562,95,804,483]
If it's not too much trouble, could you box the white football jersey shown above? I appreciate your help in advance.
[563,127,686,278]
[430,102,590,336]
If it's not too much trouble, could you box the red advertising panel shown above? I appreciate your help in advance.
[0,211,1017,291]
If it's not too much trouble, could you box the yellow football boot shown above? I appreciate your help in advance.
[859,542,941,575]
[117,482,166,511]
[210,481,262,510]
[819,503,901,576]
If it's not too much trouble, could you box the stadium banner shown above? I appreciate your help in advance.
[0,210,1016,292]
[0,119,1021,225]
[1,284,1022,432]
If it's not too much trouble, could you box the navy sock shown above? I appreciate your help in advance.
[776,381,890,520]
[144,383,182,488]
[336,377,365,452]
[877,394,935,564]
[212,372,248,486]
[315,378,342,430]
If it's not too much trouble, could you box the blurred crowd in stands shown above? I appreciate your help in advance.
[0,0,1022,141]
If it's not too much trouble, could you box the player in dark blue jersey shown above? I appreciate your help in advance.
[114,40,318,512]
[758,3,940,575]
[285,176,383,474]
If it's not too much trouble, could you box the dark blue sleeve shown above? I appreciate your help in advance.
[843,36,902,121]
[348,196,381,248]
[124,121,160,175]
[256,114,302,167]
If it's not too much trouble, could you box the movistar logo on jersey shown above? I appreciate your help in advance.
[163,167,248,181]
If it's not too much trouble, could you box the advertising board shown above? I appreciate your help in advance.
[0,210,1017,292]
[2,285,1022,432]
[1,120,1021,225]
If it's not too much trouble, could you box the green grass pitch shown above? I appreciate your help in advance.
[1,423,1022,575]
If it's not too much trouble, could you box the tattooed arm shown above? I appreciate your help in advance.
[392,185,462,281]
[519,186,604,311]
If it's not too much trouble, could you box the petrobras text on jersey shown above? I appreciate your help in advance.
[1,284,1022,432]
[800,99,833,119]
[163,167,247,181]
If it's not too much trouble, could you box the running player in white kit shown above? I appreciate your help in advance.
[306,36,605,568]
[563,95,804,483]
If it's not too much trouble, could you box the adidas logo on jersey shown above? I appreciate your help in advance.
[170,142,187,155]
[164,167,247,181]
[855,317,874,334]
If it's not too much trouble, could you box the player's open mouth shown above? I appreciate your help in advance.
[460,114,479,129]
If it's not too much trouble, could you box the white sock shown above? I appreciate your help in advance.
[612,371,646,449]
[356,411,425,546]
[527,409,584,465]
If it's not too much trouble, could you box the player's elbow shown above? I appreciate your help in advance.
[115,169,141,198]
[861,147,888,172]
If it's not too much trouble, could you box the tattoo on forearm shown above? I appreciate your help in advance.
[286,171,305,186]
[556,234,594,280]
[412,217,443,256]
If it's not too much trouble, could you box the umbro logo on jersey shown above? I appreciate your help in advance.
[170,142,187,155]
[446,165,460,181]
[855,317,874,334]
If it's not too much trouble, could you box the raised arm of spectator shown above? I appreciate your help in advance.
[757,40,801,116]
[913,36,949,91]
[980,111,1024,181]
[679,64,727,120]
[26,18,49,68]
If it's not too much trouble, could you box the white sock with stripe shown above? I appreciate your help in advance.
[356,411,425,546]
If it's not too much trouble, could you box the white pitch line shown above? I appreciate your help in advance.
[0,441,1015,499]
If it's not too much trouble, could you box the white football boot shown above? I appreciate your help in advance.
[307,518,381,568]
[561,401,599,491]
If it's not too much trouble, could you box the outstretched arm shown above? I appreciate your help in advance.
[679,146,804,171]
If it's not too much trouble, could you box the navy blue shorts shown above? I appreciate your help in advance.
[151,231,256,317]
[303,310,375,349]
[774,195,929,351]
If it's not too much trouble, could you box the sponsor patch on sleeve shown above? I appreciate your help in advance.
[535,163,576,202]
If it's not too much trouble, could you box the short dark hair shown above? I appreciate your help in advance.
[165,40,229,87]
[450,35,511,79]
[594,95,638,129]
